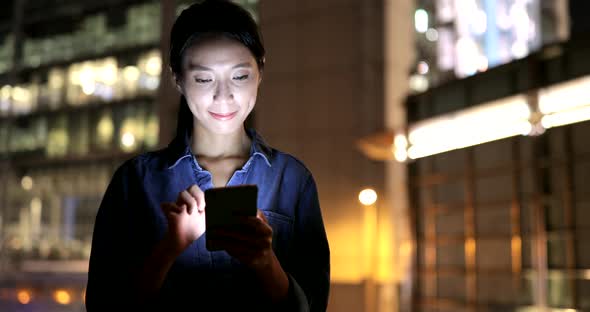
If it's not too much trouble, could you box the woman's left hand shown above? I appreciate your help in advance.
[208,209,275,270]
[209,209,290,302]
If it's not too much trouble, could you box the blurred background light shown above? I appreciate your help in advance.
[16,289,31,305]
[415,9,429,33]
[121,132,136,150]
[425,28,438,41]
[359,189,378,206]
[53,289,71,305]
[21,176,33,191]
[406,95,531,159]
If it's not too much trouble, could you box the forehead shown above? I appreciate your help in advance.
[182,36,256,67]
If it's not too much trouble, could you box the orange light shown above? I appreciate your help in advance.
[53,289,71,305]
[358,189,378,206]
[17,290,31,304]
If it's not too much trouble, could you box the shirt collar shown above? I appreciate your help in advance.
[165,127,273,170]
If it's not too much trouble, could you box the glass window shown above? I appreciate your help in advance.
[475,174,512,203]
[144,106,159,149]
[435,211,465,236]
[578,279,590,310]
[433,181,464,204]
[68,111,90,156]
[412,0,569,93]
[0,34,13,74]
[547,234,567,269]
[547,274,574,308]
[437,273,465,300]
[92,108,115,152]
[46,113,69,157]
[419,274,437,299]
[432,149,466,174]
[477,238,512,270]
[577,229,590,268]
[477,274,533,305]
[437,242,465,267]
[476,204,512,236]
[474,140,512,170]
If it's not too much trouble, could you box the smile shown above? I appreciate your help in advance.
[209,111,238,121]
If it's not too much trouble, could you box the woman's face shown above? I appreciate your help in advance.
[177,36,261,135]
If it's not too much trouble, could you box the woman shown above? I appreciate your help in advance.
[85,1,330,311]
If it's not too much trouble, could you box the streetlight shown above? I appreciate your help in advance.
[359,188,378,312]
[359,188,378,206]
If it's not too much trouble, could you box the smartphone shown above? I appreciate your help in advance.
[204,184,258,251]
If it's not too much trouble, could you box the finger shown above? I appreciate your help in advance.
[234,216,273,237]
[210,228,272,249]
[177,190,197,214]
[208,238,258,259]
[257,210,268,224]
[188,185,206,212]
[209,235,269,253]
[161,202,182,214]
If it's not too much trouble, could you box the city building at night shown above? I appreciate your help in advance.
[360,0,590,311]
[3,0,589,311]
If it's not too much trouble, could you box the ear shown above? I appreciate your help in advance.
[172,72,184,95]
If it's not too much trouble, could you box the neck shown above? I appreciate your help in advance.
[191,120,250,159]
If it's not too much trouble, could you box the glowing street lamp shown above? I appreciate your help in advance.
[53,289,71,305]
[359,188,378,312]
[359,188,378,206]
[17,289,32,305]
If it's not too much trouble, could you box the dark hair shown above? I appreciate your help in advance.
[170,0,265,74]
[170,0,265,143]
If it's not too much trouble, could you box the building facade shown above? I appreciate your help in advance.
[0,0,387,310]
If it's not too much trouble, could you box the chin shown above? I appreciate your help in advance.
[207,121,245,135]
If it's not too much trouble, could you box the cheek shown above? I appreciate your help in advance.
[238,84,259,106]
[185,88,212,109]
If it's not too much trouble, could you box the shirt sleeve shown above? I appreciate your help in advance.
[85,161,144,311]
[284,173,331,311]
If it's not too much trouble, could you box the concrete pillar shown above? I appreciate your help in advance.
[384,0,415,311]
[258,0,387,311]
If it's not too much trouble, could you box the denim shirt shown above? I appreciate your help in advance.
[86,128,330,311]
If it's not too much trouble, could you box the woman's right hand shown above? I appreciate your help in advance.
[160,185,206,255]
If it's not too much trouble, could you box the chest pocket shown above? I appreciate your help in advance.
[263,210,294,264]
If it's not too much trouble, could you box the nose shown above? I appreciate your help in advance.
[213,80,233,102]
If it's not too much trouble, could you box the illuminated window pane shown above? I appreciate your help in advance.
[478,274,534,305]
[93,109,115,151]
[437,273,465,300]
[578,280,590,310]
[68,112,90,156]
[144,110,159,149]
[117,105,145,152]
[477,239,512,270]
[413,0,569,92]
[419,274,436,298]
[475,175,512,203]
[547,275,574,308]
[476,204,511,236]
[437,242,465,267]
[577,229,590,268]
[547,235,567,269]
[433,181,463,204]
[46,114,69,157]
[435,211,464,236]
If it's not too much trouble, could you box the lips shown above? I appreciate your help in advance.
[209,111,238,121]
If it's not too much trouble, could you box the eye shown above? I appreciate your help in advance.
[233,74,249,81]
[194,78,212,84]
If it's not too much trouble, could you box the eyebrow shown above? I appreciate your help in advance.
[188,62,253,71]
